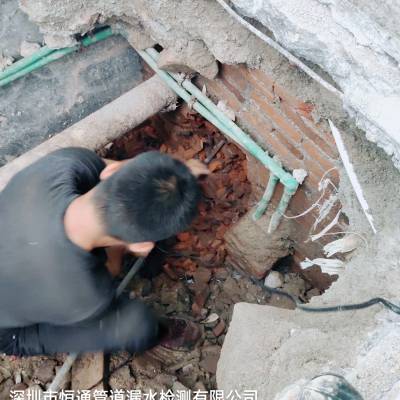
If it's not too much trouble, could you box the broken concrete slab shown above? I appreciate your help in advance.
[225,210,293,279]
[219,198,400,398]
[217,302,399,399]
[0,0,43,60]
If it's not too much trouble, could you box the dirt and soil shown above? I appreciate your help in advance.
[0,106,315,396]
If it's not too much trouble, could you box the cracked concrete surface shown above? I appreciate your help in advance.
[18,0,400,170]
[0,33,143,165]
[218,126,400,399]
[232,0,400,170]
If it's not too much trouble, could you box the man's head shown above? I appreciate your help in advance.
[94,151,201,254]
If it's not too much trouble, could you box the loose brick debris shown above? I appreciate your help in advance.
[0,107,314,395]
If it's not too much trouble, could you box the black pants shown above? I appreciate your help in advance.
[0,299,160,356]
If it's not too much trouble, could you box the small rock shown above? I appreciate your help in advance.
[212,320,226,337]
[292,169,308,184]
[173,381,189,393]
[193,267,212,284]
[264,271,284,289]
[200,346,221,374]
[155,373,176,388]
[130,278,152,298]
[0,53,14,71]
[0,378,13,399]
[11,383,28,391]
[157,48,196,75]
[181,363,195,376]
[191,302,202,316]
[34,359,56,384]
[109,365,135,391]
[163,264,179,281]
[193,287,211,313]
[222,277,240,300]
[282,273,308,300]
[0,366,11,382]
[0,115,7,126]
[20,41,41,58]
[131,354,162,379]
[213,268,229,280]
[178,365,199,388]
[201,313,220,326]
[194,381,207,391]
[306,288,321,299]
[160,288,178,305]
[72,353,104,391]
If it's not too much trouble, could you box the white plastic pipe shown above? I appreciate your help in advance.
[0,75,176,191]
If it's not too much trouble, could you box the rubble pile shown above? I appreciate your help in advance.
[0,107,314,394]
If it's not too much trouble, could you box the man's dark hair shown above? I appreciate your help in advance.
[95,151,201,243]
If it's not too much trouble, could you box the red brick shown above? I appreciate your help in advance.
[247,68,275,94]
[272,131,304,161]
[246,71,276,102]
[280,101,338,159]
[296,102,315,120]
[302,116,338,151]
[221,64,249,92]
[302,141,336,172]
[201,62,348,263]
[219,76,245,103]
[248,68,306,111]
[251,92,303,143]
[197,77,243,111]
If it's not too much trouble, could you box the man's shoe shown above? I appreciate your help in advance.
[158,317,202,351]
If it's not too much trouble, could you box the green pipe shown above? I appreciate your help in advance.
[145,48,298,192]
[268,186,294,233]
[138,50,254,156]
[0,46,78,87]
[252,174,279,221]
[0,47,56,81]
[140,48,299,231]
[0,28,113,88]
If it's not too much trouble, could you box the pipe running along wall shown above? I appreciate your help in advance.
[0,75,177,190]
[139,48,299,232]
[0,28,114,87]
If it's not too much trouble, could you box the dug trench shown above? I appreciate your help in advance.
[0,106,332,395]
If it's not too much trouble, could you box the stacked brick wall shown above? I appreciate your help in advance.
[197,64,347,282]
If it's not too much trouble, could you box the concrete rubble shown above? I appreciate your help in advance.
[225,210,293,279]
[218,126,400,399]
[71,353,104,391]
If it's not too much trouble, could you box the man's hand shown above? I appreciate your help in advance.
[105,245,126,277]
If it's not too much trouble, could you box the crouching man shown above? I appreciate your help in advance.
[0,148,205,356]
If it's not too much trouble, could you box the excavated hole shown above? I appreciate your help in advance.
[97,106,323,391]
[0,106,329,393]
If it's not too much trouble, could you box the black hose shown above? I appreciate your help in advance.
[263,285,400,315]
